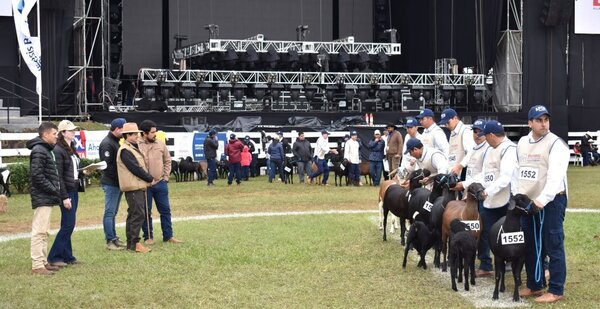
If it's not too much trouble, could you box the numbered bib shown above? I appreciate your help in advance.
[284,167,291,173]
[340,164,346,171]
[448,155,457,164]
[461,220,480,231]
[501,231,525,245]
[518,167,539,181]
[484,172,495,183]
[423,201,433,212]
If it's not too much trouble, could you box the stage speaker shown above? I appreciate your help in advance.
[540,0,573,26]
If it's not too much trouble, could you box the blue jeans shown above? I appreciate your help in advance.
[48,191,78,263]
[242,166,250,180]
[102,184,123,242]
[207,158,217,184]
[228,162,242,184]
[296,161,311,182]
[478,202,508,271]
[269,159,284,182]
[310,158,329,184]
[142,180,173,241]
[348,163,360,182]
[370,160,383,186]
[582,150,591,166]
[522,194,567,296]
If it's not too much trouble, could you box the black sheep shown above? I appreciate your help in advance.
[407,169,432,225]
[382,169,426,244]
[284,158,296,184]
[489,194,538,301]
[449,219,477,292]
[430,174,459,268]
[170,160,180,182]
[402,221,436,269]
[333,159,349,186]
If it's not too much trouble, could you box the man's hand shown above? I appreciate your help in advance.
[451,182,464,192]
[331,149,338,155]
[394,154,401,158]
[409,158,416,167]
[399,179,409,189]
[149,179,159,187]
[450,164,463,176]
[63,198,72,210]
[533,199,544,209]
[419,177,431,185]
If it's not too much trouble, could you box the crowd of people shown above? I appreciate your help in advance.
[27,119,182,275]
[26,105,571,303]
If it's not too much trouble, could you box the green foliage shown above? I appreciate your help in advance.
[6,163,29,194]
[79,157,102,184]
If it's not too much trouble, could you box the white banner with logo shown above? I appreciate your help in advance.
[12,0,42,94]
[575,0,600,34]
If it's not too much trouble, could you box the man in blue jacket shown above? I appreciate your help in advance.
[368,129,385,186]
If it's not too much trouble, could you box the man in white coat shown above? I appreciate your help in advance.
[344,131,361,186]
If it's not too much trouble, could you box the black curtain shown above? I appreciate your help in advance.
[522,0,569,139]
[40,0,75,115]
[390,0,504,74]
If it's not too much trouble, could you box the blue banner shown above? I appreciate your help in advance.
[192,132,226,161]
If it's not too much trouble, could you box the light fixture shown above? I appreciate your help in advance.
[289,84,303,102]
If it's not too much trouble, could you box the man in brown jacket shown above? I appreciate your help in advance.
[138,120,182,245]
[385,123,404,174]
[117,122,156,253]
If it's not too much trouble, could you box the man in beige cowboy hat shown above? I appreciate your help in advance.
[116,122,157,253]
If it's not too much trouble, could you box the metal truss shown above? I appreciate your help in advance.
[172,38,402,60]
[138,69,485,87]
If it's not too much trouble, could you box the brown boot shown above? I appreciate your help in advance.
[519,288,545,297]
[32,267,55,275]
[135,243,151,253]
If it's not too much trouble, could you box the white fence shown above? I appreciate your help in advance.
[1,129,598,166]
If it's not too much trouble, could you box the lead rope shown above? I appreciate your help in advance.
[532,205,545,284]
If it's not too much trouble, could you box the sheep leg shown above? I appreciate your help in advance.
[399,216,407,246]
[441,232,448,272]
[378,200,384,230]
[457,252,463,283]
[512,258,525,302]
[464,254,472,291]
[382,208,388,241]
[450,253,458,291]
[470,253,476,286]
[499,260,506,293]
[402,239,410,268]
[433,231,441,268]
[390,215,396,234]
[419,250,427,270]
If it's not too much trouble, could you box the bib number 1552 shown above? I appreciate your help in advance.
[501,231,525,245]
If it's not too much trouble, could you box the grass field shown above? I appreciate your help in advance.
[0,166,599,308]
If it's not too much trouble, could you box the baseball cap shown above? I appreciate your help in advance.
[374,129,381,135]
[57,120,78,132]
[230,133,236,139]
[321,129,329,135]
[244,135,250,140]
[404,138,423,154]
[386,122,396,129]
[415,108,434,119]
[472,119,486,131]
[405,118,418,128]
[479,120,504,137]
[350,130,357,136]
[438,108,457,125]
[110,118,126,130]
[528,105,551,120]
[208,129,217,136]
[277,131,283,136]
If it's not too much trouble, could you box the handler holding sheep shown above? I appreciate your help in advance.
[514,105,569,304]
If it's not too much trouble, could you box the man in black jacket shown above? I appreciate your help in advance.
[203,129,219,185]
[292,131,312,183]
[99,118,126,250]
[27,122,64,275]
[580,132,596,167]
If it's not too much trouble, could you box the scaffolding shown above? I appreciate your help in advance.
[493,0,522,112]
[68,0,108,115]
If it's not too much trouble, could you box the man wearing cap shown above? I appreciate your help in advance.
[404,139,448,184]
[385,123,404,175]
[225,134,245,185]
[138,120,182,245]
[99,118,126,250]
[368,129,385,186]
[344,131,361,186]
[117,123,156,253]
[308,130,338,185]
[464,120,489,183]
[454,120,517,277]
[438,108,475,179]
[292,131,312,183]
[514,105,569,303]
[415,108,449,155]
[399,118,422,179]
[204,130,219,186]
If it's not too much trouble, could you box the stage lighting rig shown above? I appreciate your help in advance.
[204,24,220,39]
[296,25,309,41]
[384,28,398,43]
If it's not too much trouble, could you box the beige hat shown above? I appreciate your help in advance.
[374,129,381,135]
[57,120,78,132]
[121,122,142,134]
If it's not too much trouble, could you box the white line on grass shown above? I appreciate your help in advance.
[0,210,378,243]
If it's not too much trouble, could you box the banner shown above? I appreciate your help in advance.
[575,0,600,34]
[12,0,42,94]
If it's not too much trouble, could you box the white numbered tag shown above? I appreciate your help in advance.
[484,172,495,183]
[423,201,433,212]
[448,155,457,165]
[518,167,539,181]
[340,164,346,171]
[461,220,480,231]
[501,231,525,245]
[284,167,291,173]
